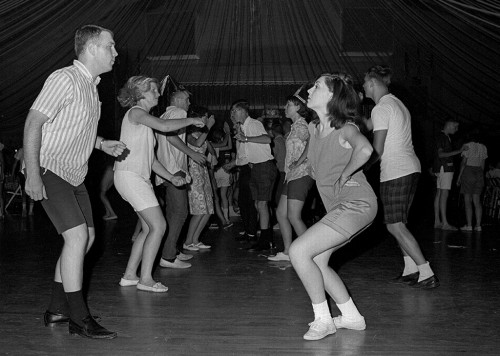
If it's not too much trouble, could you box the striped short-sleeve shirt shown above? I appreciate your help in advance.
[30,60,101,186]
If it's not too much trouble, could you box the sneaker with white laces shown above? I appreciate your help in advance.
[183,243,200,251]
[194,242,211,249]
[159,258,192,269]
[333,315,366,331]
[177,252,193,261]
[267,252,290,261]
[303,318,336,340]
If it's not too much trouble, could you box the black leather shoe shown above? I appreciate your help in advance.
[411,275,440,289]
[388,272,419,285]
[44,310,70,327]
[69,316,117,339]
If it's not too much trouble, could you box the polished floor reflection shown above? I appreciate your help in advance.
[0,200,499,355]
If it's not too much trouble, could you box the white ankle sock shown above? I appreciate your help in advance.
[417,261,434,281]
[312,301,331,321]
[336,298,363,321]
[403,256,418,275]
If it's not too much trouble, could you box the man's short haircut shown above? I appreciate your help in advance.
[231,99,250,114]
[170,90,190,104]
[365,65,392,86]
[74,25,113,57]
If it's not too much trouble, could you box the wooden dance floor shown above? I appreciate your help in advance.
[1,197,499,355]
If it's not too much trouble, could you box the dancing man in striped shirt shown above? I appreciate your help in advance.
[23,25,126,339]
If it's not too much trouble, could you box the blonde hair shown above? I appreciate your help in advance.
[117,76,159,108]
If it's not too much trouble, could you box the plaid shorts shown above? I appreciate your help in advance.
[380,173,419,224]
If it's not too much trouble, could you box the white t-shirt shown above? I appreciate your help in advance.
[155,106,188,185]
[372,94,421,182]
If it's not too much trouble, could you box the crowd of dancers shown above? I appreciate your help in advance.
[12,24,493,342]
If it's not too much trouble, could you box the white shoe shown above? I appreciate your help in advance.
[194,242,211,249]
[303,318,336,340]
[183,243,200,251]
[119,278,139,287]
[333,315,366,331]
[159,258,192,269]
[267,252,290,261]
[136,281,168,293]
[177,252,193,261]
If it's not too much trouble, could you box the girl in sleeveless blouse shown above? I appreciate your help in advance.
[114,76,204,293]
[289,73,378,340]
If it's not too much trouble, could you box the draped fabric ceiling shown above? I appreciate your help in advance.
[1,0,499,144]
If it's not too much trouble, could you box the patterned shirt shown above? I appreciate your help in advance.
[30,60,101,186]
[284,117,311,182]
[462,142,487,167]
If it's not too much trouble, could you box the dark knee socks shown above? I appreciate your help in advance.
[48,281,69,315]
[66,290,90,325]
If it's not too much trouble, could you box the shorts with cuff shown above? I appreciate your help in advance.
[380,172,419,224]
[114,170,159,212]
[282,175,314,201]
[40,169,94,234]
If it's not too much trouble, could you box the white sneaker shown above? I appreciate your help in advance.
[194,242,211,249]
[303,318,336,340]
[177,252,193,261]
[159,258,191,269]
[267,252,290,261]
[333,315,366,331]
[183,243,200,251]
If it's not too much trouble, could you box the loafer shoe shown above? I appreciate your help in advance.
[183,243,199,251]
[119,278,139,287]
[194,242,211,249]
[333,315,366,330]
[136,282,168,293]
[460,225,473,232]
[177,252,193,261]
[303,318,336,340]
[44,310,70,327]
[267,252,290,261]
[411,275,440,289]
[69,316,117,339]
[388,272,419,285]
[159,258,191,269]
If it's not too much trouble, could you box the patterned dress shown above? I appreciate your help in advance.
[187,139,214,215]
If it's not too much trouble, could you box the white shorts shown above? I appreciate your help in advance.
[114,170,159,212]
[436,167,454,190]
[214,168,232,188]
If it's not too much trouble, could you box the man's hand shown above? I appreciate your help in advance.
[191,117,206,128]
[189,151,207,165]
[25,174,47,201]
[102,140,126,157]
[171,176,187,187]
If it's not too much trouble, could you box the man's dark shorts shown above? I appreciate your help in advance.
[41,169,94,234]
[249,160,277,202]
[380,172,419,224]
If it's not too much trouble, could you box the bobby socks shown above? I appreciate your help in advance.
[403,255,419,275]
[417,261,434,281]
[312,300,331,321]
[336,298,363,321]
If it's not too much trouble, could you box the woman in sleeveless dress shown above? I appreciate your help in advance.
[289,73,378,340]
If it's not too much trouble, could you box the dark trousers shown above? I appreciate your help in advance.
[238,164,258,235]
[161,179,188,260]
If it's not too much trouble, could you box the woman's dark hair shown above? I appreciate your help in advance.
[315,73,362,129]
[285,94,312,121]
